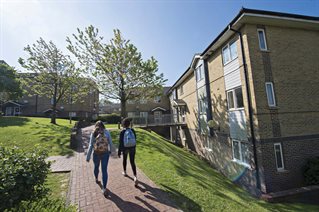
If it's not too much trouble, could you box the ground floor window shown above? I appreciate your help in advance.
[274,143,285,171]
[232,140,250,165]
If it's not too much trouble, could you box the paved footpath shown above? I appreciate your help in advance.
[67,125,180,212]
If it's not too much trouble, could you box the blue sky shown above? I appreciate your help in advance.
[1,0,318,86]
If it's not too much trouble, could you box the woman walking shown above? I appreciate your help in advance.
[118,118,138,185]
[86,120,113,195]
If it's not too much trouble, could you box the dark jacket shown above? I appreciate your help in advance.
[118,128,136,156]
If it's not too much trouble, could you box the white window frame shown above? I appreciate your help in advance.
[232,139,250,167]
[274,143,285,171]
[265,82,276,107]
[139,111,148,118]
[222,40,238,65]
[127,100,135,104]
[154,96,161,103]
[227,87,244,110]
[257,29,268,51]
[140,98,147,104]
[180,85,184,95]
[196,65,204,82]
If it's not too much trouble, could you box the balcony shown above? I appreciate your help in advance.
[130,114,186,127]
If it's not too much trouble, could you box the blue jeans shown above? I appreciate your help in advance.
[93,152,110,189]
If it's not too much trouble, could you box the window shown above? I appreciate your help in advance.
[173,89,177,100]
[180,85,184,95]
[222,41,238,65]
[274,143,285,170]
[154,96,161,103]
[257,29,268,50]
[196,65,204,82]
[198,98,207,114]
[140,112,148,117]
[127,100,135,104]
[265,82,276,107]
[227,87,244,110]
[232,140,250,165]
[140,98,147,104]
[127,112,135,117]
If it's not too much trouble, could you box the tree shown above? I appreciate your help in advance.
[19,38,91,124]
[67,26,167,117]
[0,61,23,102]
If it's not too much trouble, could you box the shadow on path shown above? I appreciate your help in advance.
[107,190,150,212]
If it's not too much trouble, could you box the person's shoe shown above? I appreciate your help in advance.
[95,178,99,184]
[102,188,106,195]
[122,171,128,177]
[134,176,138,186]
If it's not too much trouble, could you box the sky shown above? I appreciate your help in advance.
[1,0,318,86]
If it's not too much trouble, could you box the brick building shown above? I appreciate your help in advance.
[168,8,319,196]
[1,73,99,119]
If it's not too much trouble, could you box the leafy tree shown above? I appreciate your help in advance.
[67,26,167,117]
[0,61,23,102]
[18,38,91,124]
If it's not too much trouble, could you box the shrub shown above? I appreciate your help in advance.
[98,113,121,124]
[0,146,51,211]
[303,157,319,185]
[6,198,77,212]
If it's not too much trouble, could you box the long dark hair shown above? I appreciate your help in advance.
[93,120,105,137]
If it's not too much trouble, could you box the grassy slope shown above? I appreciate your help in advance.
[111,129,319,212]
[0,117,73,156]
[46,173,70,199]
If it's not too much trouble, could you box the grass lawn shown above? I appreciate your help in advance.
[110,128,319,212]
[0,116,73,156]
[46,173,70,199]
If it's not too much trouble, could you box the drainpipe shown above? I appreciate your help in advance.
[229,26,261,190]
[203,59,213,136]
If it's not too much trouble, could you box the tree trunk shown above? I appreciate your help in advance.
[120,99,126,119]
[51,83,58,124]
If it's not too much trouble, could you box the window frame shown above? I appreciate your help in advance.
[257,28,268,51]
[180,84,184,95]
[227,87,244,110]
[265,82,276,107]
[196,65,204,82]
[222,40,238,66]
[232,139,250,167]
[154,96,161,103]
[274,143,285,171]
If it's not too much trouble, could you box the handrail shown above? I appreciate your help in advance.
[129,114,186,127]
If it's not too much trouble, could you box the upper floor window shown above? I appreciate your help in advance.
[173,89,177,100]
[196,65,205,82]
[274,143,285,171]
[227,87,244,110]
[180,85,184,95]
[140,98,147,104]
[127,100,135,104]
[222,41,238,65]
[265,82,276,107]
[154,96,161,103]
[257,29,268,50]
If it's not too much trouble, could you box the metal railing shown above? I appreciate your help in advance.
[130,114,186,127]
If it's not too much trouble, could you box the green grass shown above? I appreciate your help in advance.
[0,117,73,156]
[105,124,121,129]
[110,128,319,212]
[46,173,70,199]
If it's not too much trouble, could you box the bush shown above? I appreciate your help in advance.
[98,113,121,124]
[303,157,319,185]
[0,146,51,211]
[6,198,77,212]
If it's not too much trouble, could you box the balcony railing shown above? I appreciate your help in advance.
[130,114,186,127]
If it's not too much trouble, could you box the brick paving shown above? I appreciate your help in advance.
[47,155,75,172]
[67,125,180,212]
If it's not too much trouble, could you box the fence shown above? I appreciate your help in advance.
[130,114,186,127]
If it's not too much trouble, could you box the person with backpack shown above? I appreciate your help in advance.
[86,120,113,195]
[118,118,138,185]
